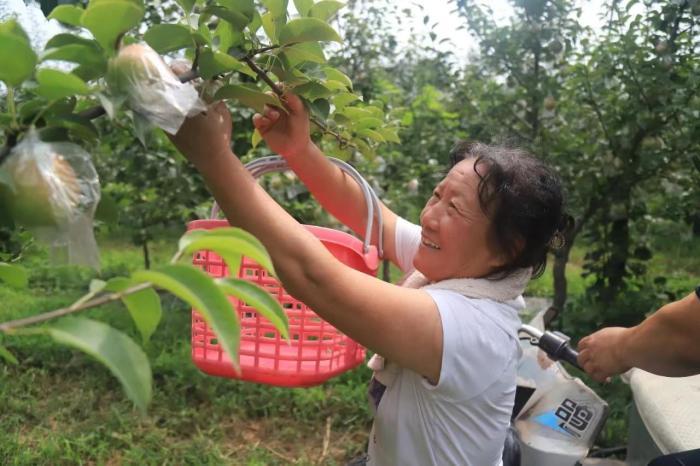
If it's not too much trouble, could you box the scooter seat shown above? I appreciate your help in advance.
[628,369,700,454]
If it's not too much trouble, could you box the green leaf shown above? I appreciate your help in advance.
[323,80,348,91]
[308,98,330,120]
[46,317,152,412]
[72,63,107,82]
[48,4,85,27]
[362,105,383,119]
[261,0,289,18]
[278,18,342,45]
[195,22,213,47]
[144,24,194,54]
[218,0,256,22]
[377,127,400,143]
[214,84,282,114]
[46,33,99,50]
[179,227,275,274]
[0,263,28,288]
[353,117,382,130]
[198,50,245,79]
[35,69,90,100]
[261,11,281,43]
[248,9,263,33]
[202,5,250,30]
[340,106,372,120]
[46,114,99,142]
[105,277,162,345]
[175,0,196,14]
[309,0,344,21]
[357,128,384,142]
[216,278,288,339]
[95,193,120,223]
[251,128,263,148]
[214,21,243,51]
[0,21,37,87]
[133,265,241,371]
[0,344,18,365]
[281,42,326,66]
[294,81,332,101]
[293,0,314,16]
[323,67,351,89]
[81,0,145,52]
[90,279,107,293]
[332,92,359,109]
[41,44,107,72]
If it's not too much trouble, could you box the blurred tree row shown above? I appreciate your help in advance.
[4,0,698,331]
[332,0,699,332]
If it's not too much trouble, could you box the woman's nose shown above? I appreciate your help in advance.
[421,204,440,231]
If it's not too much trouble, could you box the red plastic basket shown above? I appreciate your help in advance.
[188,156,383,387]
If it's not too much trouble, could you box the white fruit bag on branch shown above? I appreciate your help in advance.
[0,129,101,268]
[106,43,205,135]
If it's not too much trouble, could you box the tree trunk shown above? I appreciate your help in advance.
[600,215,630,304]
[691,210,700,237]
[382,259,391,282]
[142,239,151,270]
[552,241,572,314]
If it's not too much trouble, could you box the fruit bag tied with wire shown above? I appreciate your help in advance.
[105,43,205,137]
[0,129,101,268]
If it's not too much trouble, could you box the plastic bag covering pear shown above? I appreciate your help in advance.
[0,129,101,268]
[106,43,205,135]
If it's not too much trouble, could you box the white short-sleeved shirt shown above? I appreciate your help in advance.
[366,217,523,466]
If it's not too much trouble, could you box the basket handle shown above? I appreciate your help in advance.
[209,156,384,257]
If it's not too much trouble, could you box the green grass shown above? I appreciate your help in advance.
[2,230,699,464]
[0,232,370,465]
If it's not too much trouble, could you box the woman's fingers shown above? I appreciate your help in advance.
[252,113,270,131]
[253,104,283,131]
[263,105,280,120]
[282,92,305,114]
[577,348,590,367]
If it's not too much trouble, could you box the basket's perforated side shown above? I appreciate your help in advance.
[191,245,365,386]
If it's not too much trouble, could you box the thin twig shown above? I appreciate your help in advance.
[317,416,332,465]
[250,44,282,55]
[263,445,296,464]
[241,55,359,151]
[0,282,152,332]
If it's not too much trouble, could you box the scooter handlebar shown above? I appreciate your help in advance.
[537,331,582,371]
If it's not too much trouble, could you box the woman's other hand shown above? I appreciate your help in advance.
[577,327,630,382]
[253,92,311,159]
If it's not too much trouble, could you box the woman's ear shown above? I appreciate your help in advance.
[490,235,525,270]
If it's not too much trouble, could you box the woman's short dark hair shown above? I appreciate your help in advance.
[449,141,570,279]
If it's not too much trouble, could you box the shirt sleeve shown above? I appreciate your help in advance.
[420,289,517,401]
[394,217,422,273]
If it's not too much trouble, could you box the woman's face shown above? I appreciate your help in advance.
[414,158,506,282]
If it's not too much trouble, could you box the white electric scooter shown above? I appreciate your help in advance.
[508,307,700,466]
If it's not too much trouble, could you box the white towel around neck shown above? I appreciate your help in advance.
[367,267,531,386]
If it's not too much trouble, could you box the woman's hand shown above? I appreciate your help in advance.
[169,101,233,167]
[253,92,312,159]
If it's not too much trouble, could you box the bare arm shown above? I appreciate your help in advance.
[170,103,443,382]
[253,94,400,265]
[578,290,700,380]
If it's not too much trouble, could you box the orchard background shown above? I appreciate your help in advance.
[0,0,699,464]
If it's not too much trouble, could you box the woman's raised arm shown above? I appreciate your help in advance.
[170,101,444,382]
[253,93,400,266]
